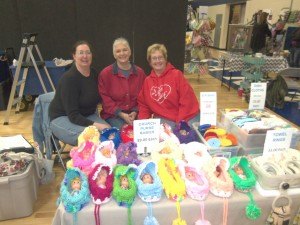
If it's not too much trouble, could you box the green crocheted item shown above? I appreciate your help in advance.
[112,164,137,208]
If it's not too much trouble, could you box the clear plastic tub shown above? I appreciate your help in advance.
[192,122,239,158]
[0,161,39,221]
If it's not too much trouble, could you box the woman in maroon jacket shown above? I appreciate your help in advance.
[98,38,146,129]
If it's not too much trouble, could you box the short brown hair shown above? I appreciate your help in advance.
[147,43,167,62]
[72,40,92,55]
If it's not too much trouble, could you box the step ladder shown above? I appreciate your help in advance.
[3,33,55,125]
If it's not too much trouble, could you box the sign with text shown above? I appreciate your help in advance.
[133,119,160,154]
[249,82,267,110]
[263,129,292,156]
[200,92,217,126]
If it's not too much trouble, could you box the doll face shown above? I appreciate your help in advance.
[179,129,188,136]
[234,166,244,175]
[124,148,130,157]
[71,178,81,191]
[97,169,108,187]
[142,173,153,184]
[120,175,129,189]
[101,148,111,158]
[127,130,134,138]
[159,146,171,154]
[194,151,202,157]
[185,171,195,181]
[108,132,115,140]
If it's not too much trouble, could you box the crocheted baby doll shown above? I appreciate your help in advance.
[112,164,138,225]
[58,168,90,225]
[159,123,180,145]
[116,141,141,166]
[121,124,134,143]
[88,164,114,225]
[100,127,121,148]
[136,161,163,225]
[151,139,183,162]
[68,141,96,175]
[173,120,198,144]
[93,141,117,169]
[77,125,100,145]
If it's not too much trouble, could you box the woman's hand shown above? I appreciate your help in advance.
[93,122,111,131]
[119,112,135,125]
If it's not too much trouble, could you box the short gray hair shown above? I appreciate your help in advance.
[113,37,131,53]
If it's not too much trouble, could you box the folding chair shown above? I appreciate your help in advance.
[32,92,71,171]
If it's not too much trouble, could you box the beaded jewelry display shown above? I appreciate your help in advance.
[173,120,199,144]
[116,141,141,166]
[88,164,114,225]
[158,158,187,225]
[112,164,138,225]
[94,141,117,169]
[136,161,163,225]
[228,157,261,220]
[58,168,90,225]
[100,127,121,148]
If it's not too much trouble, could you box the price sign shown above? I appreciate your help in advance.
[249,82,267,110]
[263,129,292,156]
[200,92,217,126]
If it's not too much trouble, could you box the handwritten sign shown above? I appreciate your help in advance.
[249,82,267,110]
[200,92,217,126]
[133,119,160,154]
[263,129,293,156]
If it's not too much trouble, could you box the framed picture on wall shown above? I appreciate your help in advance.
[227,24,253,53]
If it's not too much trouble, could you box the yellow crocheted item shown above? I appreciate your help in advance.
[151,139,183,162]
[158,158,186,201]
[78,126,100,145]
[66,159,73,169]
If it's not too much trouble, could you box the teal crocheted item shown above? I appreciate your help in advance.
[58,168,91,225]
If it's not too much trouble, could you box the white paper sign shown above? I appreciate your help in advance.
[200,92,217,126]
[263,129,293,156]
[249,82,267,110]
[133,119,160,154]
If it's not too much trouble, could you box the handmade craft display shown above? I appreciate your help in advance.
[68,141,97,175]
[173,121,198,144]
[77,125,100,145]
[228,157,261,220]
[58,168,90,225]
[158,158,187,225]
[112,164,138,225]
[116,141,141,166]
[93,141,117,169]
[88,164,114,225]
[136,161,163,225]
[159,123,180,145]
[151,139,183,162]
[120,124,134,143]
[100,127,121,148]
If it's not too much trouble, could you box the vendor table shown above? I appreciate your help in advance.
[10,61,71,95]
[52,190,300,225]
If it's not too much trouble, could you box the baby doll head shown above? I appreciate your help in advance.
[83,126,99,141]
[159,146,171,154]
[234,165,244,176]
[141,173,153,184]
[185,167,196,181]
[96,168,108,188]
[120,175,129,190]
[108,132,116,140]
[101,147,111,158]
[71,177,81,192]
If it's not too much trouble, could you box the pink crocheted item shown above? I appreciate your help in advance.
[93,141,117,169]
[204,157,233,198]
[179,164,209,201]
[88,164,114,204]
[70,141,96,175]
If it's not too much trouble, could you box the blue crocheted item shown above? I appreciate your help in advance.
[136,161,163,202]
[100,127,121,148]
[58,168,91,225]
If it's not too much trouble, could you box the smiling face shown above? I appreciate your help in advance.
[149,50,167,75]
[73,44,92,69]
[113,43,131,65]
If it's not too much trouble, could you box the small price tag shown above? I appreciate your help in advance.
[200,92,217,126]
[249,82,267,110]
[133,119,160,154]
[263,129,292,156]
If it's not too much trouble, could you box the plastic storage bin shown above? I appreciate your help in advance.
[192,122,239,158]
[220,109,300,149]
[0,161,39,221]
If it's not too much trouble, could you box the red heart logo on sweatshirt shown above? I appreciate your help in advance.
[150,85,171,104]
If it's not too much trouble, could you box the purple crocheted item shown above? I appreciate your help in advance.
[116,142,141,166]
[173,120,199,144]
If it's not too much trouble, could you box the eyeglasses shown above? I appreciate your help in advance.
[151,56,164,62]
[77,50,92,56]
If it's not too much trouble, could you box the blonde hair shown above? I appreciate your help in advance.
[113,37,131,53]
[147,43,167,62]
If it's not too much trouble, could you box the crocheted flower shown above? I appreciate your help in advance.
[88,163,114,204]
[136,161,163,202]
[93,141,117,169]
[116,142,141,166]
